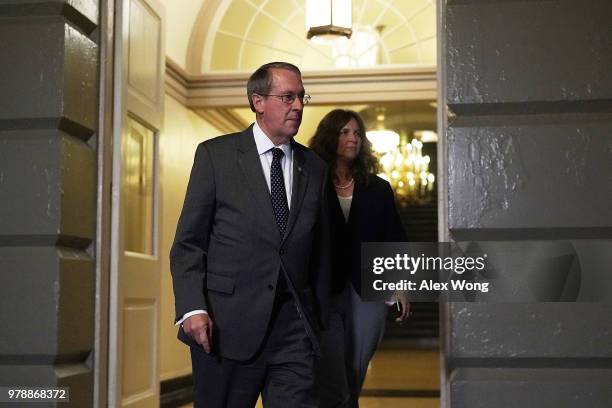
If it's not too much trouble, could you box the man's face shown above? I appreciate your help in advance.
[254,68,305,143]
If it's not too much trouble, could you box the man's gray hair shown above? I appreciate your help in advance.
[246,62,302,112]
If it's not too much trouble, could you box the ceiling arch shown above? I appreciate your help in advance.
[186,0,227,73]
[186,0,436,74]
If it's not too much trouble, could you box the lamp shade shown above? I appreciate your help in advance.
[306,0,352,41]
[366,129,400,154]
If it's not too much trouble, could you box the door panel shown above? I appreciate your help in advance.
[110,0,165,407]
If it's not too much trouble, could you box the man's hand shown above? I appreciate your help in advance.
[183,313,214,353]
[394,291,410,323]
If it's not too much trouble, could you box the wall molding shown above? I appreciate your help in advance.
[165,58,190,105]
[166,58,437,109]
[194,108,249,134]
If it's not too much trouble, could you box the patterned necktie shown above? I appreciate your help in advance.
[270,147,289,237]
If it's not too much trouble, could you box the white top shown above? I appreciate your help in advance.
[337,195,353,222]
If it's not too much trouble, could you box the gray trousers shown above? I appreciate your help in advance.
[316,284,388,408]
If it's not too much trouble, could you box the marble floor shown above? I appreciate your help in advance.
[180,345,440,407]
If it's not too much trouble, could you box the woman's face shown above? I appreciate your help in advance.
[336,118,362,164]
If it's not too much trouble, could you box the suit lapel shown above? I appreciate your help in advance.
[347,181,360,225]
[282,141,309,243]
[237,127,281,240]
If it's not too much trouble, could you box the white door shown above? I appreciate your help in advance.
[109,0,165,406]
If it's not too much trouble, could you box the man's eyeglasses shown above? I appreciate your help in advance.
[258,93,311,105]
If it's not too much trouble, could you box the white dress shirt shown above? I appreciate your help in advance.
[177,122,294,325]
[252,121,293,207]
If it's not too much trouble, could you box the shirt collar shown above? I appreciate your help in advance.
[253,121,291,157]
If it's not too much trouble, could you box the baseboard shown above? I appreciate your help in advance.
[160,374,194,408]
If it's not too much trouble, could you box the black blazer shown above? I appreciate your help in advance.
[328,175,406,295]
[170,126,330,360]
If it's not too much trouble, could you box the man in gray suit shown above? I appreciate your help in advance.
[170,62,330,407]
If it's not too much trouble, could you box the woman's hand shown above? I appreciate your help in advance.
[394,290,410,323]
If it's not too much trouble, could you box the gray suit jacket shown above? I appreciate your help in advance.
[170,125,330,360]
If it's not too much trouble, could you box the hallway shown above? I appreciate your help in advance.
[4,0,608,406]
[360,345,439,407]
[180,344,440,407]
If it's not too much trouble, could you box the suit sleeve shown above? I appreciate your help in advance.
[170,143,216,323]
[311,166,332,330]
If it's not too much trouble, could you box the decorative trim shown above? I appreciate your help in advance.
[185,0,225,74]
[165,58,437,108]
[165,58,190,105]
[302,66,437,106]
[194,108,249,134]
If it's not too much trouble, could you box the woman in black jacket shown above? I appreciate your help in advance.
[310,109,410,407]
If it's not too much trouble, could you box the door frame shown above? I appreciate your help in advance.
[107,0,165,406]
[94,0,117,407]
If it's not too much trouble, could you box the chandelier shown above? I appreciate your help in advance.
[305,0,352,42]
[366,109,435,205]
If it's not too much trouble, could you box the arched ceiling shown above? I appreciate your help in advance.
[210,0,435,72]
[162,0,437,145]
[180,0,436,74]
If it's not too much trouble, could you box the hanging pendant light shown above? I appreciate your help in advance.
[306,0,352,42]
[366,107,400,154]
[367,108,436,204]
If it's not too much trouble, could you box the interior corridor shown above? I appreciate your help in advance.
[180,343,440,407]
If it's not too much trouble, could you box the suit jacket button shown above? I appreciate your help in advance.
[267,284,274,291]
[279,249,285,255]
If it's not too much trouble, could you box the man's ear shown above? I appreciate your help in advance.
[252,93,265,114]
